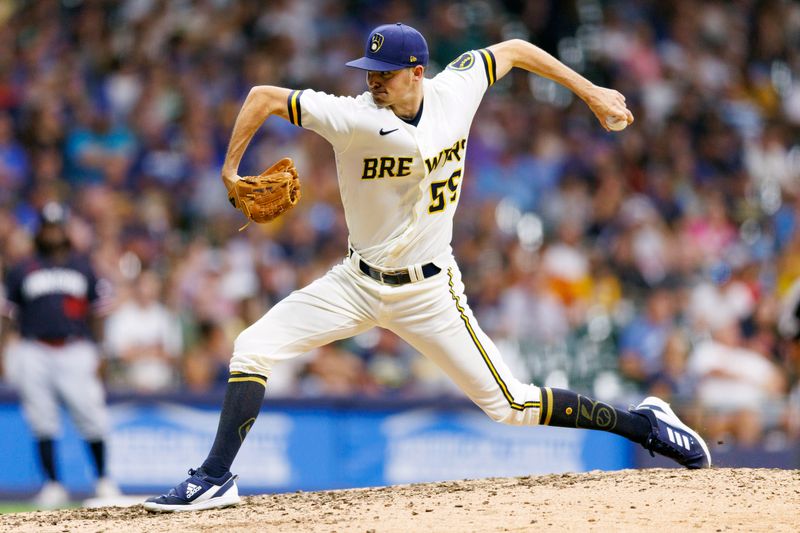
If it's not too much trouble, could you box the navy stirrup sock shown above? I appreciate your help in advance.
[87,439,106,477]
[539,387,650,444]
[201,372,267,478]
[37,438,57,481]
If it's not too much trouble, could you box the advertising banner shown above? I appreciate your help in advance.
[0,400,634,496]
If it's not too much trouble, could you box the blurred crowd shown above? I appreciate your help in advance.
[0,0,799,448]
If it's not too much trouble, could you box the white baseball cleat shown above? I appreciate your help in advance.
[632,396,712,469]
[143,468,240,513]
[34,480,70,509]
[95,477,122,498]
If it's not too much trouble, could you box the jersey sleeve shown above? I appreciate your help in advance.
[86,266,99,303]
[1,265,21,320]
[3,265,22,306]
[286,89,357,151]
[433,48,498,113]
[81,256,113,315]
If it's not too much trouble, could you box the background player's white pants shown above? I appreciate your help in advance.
[232,257,542,425]
[4,339,109,439]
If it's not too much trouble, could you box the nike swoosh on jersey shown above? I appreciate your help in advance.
[379,128,399,136]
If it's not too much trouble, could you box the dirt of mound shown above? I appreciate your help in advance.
[1,468,798,533]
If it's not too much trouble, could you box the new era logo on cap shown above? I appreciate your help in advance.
[346,23,429,71]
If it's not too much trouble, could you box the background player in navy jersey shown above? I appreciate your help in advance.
[0,202,119,508]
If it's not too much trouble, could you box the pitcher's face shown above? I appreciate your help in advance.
[367,68,414,107]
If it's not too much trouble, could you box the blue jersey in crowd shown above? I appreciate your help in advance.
[3,254,101,341]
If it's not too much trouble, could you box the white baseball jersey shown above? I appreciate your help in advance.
[286,49,498,268]
[232,48,543,427]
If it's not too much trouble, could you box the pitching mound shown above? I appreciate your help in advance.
[2,468,798,532]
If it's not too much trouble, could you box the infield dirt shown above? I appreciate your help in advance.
[1,468,797,532]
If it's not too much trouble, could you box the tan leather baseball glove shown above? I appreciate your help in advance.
[228,157,301,230]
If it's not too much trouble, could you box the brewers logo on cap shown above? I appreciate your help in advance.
[346,23,429,71]
[370,33,384,53]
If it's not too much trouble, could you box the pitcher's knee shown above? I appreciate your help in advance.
[233,322,259,351]
[232,321,276,359]
[229,327,274,377]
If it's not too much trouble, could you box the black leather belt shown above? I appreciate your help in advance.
[35,337,78,347]
[349,249,441,286]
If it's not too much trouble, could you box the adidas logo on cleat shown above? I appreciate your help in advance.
[186,483,201,499]
[666,426,692,450]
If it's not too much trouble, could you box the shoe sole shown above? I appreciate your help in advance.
[638,396,712,468]
[142,493,241,513]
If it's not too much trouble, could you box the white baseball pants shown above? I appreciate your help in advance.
[231,256,542,425]
[5,339,109,439]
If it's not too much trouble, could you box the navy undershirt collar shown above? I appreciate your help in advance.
[399,99,423,127]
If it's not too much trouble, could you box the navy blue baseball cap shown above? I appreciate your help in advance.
[346,23,429,71]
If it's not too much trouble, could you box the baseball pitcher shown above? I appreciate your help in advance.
[145,23,710,512]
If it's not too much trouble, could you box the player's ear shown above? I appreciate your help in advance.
[411,65,424,81]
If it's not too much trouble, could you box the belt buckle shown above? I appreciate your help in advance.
[383,269,405,285]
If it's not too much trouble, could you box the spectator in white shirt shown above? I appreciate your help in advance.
[688,317,785,447]
[105,269,182,393]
